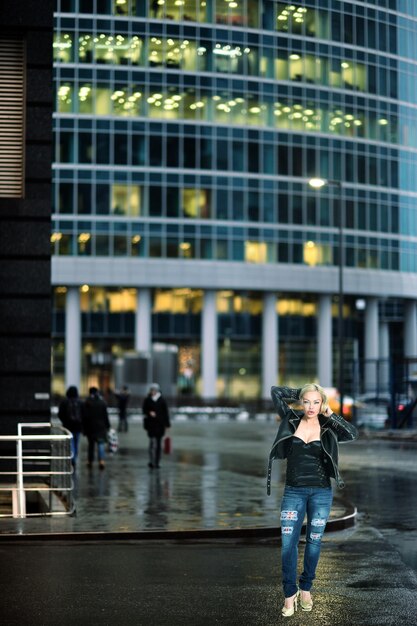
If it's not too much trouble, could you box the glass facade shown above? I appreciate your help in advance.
[52,1,417,397]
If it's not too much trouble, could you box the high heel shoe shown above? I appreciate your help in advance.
[281,590,299,617]
[299,590,313,612]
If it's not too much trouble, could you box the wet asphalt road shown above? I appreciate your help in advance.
[0,422,416,625]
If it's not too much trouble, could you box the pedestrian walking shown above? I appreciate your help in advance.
[142,383,171,469]
[58,385,83,467]
[82,387,110,469]
[113,385,130,432]
[267,384,358,617]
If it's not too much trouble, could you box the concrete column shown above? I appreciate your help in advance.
[135,288,152,353]
[317,295,332,388]
[404,300,417,358]
[365,297,379,393]
[202,290,217,398]
[65,287,81,390]
[379,322,390,390]
[262,292,278,399]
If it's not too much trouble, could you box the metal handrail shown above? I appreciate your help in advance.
[0,422,74,518]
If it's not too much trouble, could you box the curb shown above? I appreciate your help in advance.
[0,501,357,543]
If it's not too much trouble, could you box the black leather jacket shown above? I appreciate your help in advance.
[267,386,358,495]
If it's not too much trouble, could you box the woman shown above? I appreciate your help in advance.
[267,384,358,617]
[142,383,171,469]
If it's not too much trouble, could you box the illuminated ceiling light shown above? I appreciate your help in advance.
[332,117,343,124]
[308,178,327,189]
[180,242,191,250]
[174,0,184,5]
[228,100,236,106]
[249,107,261,114]
[51,233,62,242]
[153,93,163,99]
[213,95,221,100]
[167,39,175,46]
[197,47,207,54]
[354,120,362,126]
[78,233,91,243]
[341,62,350,68]
[345,114,354,120]
[274,110,282,116]
[195,101,205,108]
[277,15,288,21]
[289,54,300,60]
[235,97,244,103]
[293,104,303,109]
[306,241,315,248]
[190,104,197,110]
[132,235,141,244]
[81,284,90,293]
[378,119,389,125]
[229,1,238,7]
[147,97,155,103]
[282,106,291,113]
[304,109,314,115]
[172,95,182,101]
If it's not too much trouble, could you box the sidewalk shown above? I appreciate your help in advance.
[0,420,353,536]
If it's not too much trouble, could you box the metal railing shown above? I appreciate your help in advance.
[0,422,74,518]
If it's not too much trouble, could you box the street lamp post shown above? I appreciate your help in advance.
[309,178,345,417]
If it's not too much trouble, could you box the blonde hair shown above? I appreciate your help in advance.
[299,383,329,414]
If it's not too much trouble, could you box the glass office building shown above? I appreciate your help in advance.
[52,0,417,399]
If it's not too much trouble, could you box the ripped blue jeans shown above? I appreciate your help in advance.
[280,485,333,597]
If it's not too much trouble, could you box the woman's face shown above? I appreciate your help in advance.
[302,391,322,418]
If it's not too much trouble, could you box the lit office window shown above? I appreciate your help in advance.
[107,288,137,312]
[114,0,136,16]
[149,0,205,22]
[245,241,267,264]
[182,188,211,218]
[303,241,332,266]
[111,185,141,216]
[277,299,317,316]
[53,33,73,62]
[153,288,203,313]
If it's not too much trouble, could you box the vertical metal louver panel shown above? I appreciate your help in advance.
[0,38,25,198]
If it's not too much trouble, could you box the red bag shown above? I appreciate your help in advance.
[163,436,171,455]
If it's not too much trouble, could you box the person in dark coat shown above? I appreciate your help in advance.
[82,387,110,469]
[114,385,130,433]
[58,385,83,467]
[142,383,170,469]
